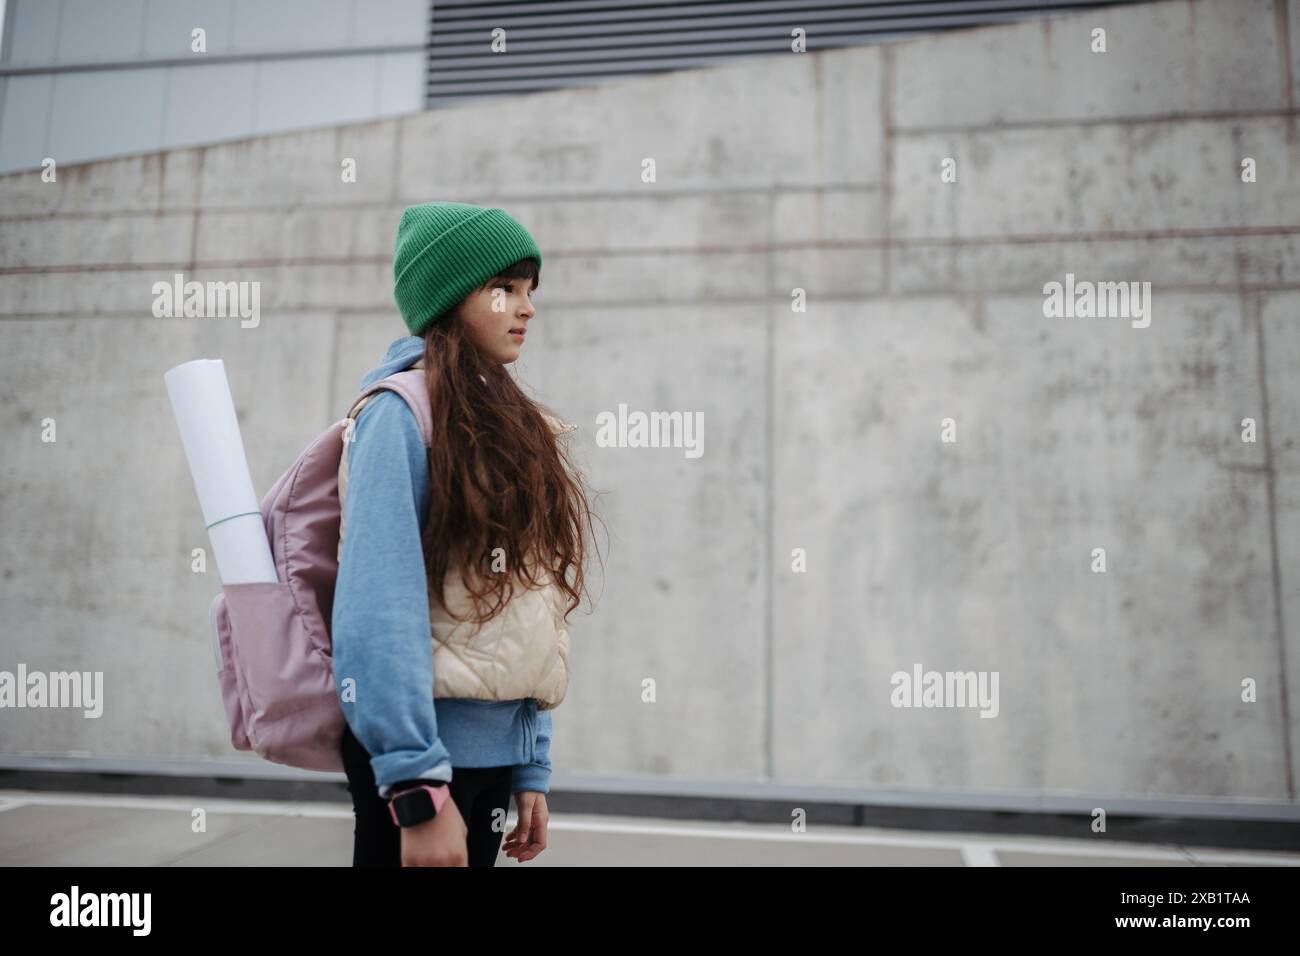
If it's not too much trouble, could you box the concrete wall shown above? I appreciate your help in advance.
[0,0,427,173]
[1,0,1298,807]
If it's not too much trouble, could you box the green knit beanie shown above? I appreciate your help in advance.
[392,201,543,336]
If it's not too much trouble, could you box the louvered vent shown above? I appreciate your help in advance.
[427,0,1141,107]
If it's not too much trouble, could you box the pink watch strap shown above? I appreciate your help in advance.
[387,783,450,827]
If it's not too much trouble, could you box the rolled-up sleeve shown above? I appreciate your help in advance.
[331,389,452,799]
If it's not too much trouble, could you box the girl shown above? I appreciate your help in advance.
[332,201,599,867]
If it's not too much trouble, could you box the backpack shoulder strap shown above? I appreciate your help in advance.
[343,367,432,448]
[378,369,432,446]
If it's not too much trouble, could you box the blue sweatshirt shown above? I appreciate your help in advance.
[331,334,552,799]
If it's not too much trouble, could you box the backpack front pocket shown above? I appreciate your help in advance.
[221,581,332,728]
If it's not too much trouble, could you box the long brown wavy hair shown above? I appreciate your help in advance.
[416,257,602,629]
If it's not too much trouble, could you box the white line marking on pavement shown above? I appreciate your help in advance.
[0,790,350,819]
[960,845,1002,866]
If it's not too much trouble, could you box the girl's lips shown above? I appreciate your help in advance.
[509,330,525,339]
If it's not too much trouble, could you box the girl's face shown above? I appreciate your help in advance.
[454,275,536,364]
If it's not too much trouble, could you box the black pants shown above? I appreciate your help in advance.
[340,722,513,867]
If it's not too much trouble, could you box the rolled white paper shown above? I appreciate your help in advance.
[164,358,279,585]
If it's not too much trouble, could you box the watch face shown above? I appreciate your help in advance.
[392,788,436,827]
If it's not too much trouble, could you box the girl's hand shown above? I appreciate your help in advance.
[502,791,548,862]
[401,795,469,867]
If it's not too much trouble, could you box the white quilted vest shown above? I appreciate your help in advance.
[337,363,576,711]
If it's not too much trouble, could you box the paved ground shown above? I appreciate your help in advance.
[2,788,1298,867]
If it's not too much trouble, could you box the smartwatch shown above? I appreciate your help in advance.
[387,781,451,828]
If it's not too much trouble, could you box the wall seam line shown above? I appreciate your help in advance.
[1251,290,1294,801]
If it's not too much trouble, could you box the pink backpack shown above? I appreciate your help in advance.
[207,368,432,773]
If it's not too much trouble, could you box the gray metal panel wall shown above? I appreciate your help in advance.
[0,0,429,173]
